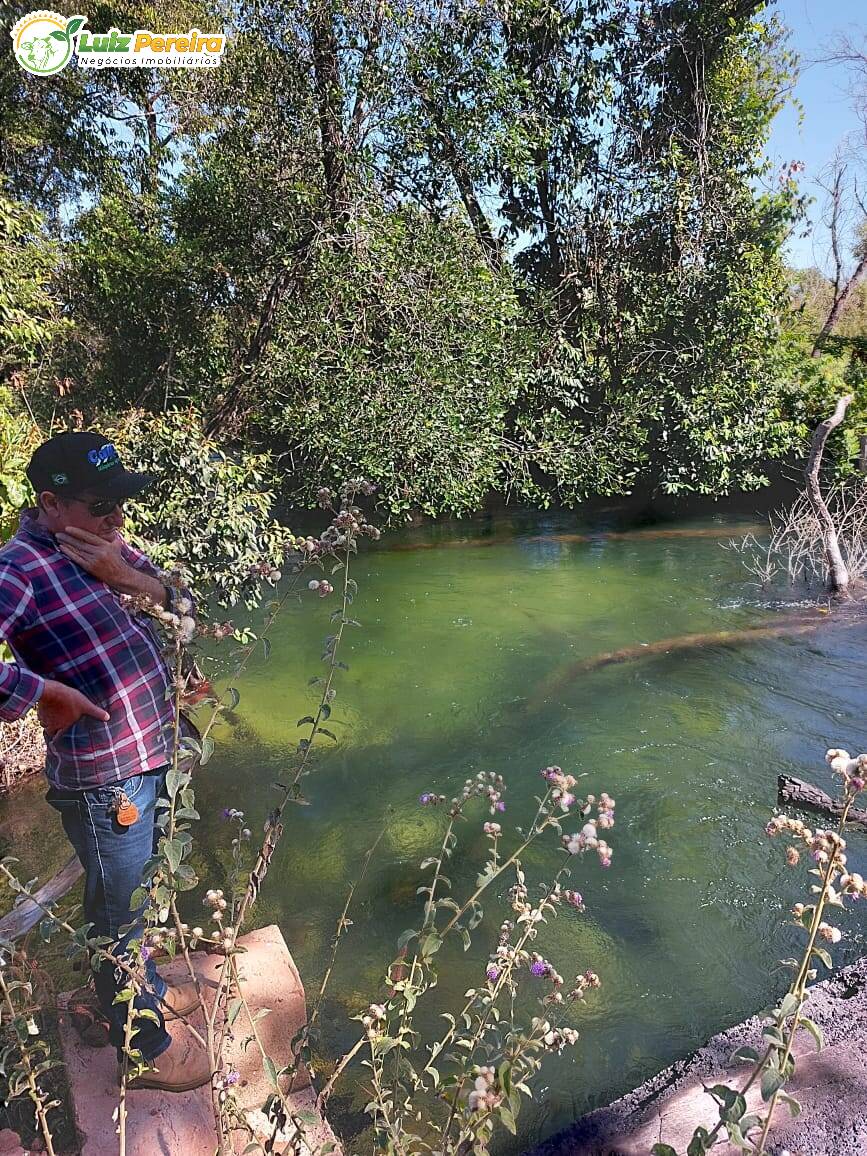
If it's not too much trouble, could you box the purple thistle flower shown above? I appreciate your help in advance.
[140,946,152,962]
[530,960,548,977]
[222,808,233,820]
[496,800,506,812]
[486,964,500,982]
[419,792,436,805]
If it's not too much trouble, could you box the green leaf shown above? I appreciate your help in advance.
[725,1122,751,1150]
[297,716,315,727]
[651,1146,679,1156]
[760,1067,785,1102]
[319,727,337,741]
[66,15,86,35]
[165,765,184,798]
[199,736,214,765]
[778,1091,801,1117]
[687,1127,712,1155]
[419,931,442,959]
[812,946,833,969]
[798,1016,824,1052]
[778,992,800,1019]
[227,998,243,1026]
[226,686,240,710]
[498,1103,517,1135]
[262,637,272,662]
[163,838,184,873]
[49,30,67,41]
[263,1055,279,1090]
[729,1045,760,1065]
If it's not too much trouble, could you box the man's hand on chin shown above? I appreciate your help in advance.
[56,527,167,606]
[56,526,129,586]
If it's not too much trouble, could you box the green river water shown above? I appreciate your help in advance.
[3,505,866,1150]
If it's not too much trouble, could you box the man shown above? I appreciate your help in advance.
[0,431,210,1092]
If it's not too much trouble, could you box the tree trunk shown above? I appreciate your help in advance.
[811,254,867,357]
[204,230,317,437]
[425,104,502,272]
[804,394,854,594]
[311,0,348,229]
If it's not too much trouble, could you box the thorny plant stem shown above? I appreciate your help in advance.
[0,968,56,1156]
[440,792,554,940]
[309,819,387,1039]
[387,813,458,1113]
[754,796,853,1156]
[316,1036,365,1109]
[117,987,138,1156]
[700,795,855,1153]
[163,575,305,1150]
[202,540,354,1149]
[437,869,568,1156]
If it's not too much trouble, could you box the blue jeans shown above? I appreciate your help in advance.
[46,768,171,1061]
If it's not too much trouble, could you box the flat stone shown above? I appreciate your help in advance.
[58,925,340,1156]
[531,956,867,1156]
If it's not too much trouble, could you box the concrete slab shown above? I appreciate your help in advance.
[531,956,867,1156]
[57,924,340,1155]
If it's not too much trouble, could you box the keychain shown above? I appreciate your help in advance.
[113,789,139,827]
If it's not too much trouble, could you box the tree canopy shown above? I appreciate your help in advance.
[2,0,864,541]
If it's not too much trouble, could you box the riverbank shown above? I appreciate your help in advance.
[0,715,44,792]
[531,955,867,1156]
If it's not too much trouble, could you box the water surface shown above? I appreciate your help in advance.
[4,506,866,1148]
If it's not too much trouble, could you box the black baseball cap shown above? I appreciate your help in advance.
[26,432,156,501]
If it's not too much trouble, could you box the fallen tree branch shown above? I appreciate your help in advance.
[0,854,83,941]
[777,774,867,831]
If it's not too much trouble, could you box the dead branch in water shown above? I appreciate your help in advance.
[529,616,825,710]
[806,393,854,594]
[778,774,867,831]
[727,483,867,591]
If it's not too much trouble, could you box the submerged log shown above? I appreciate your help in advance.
[390,523,765,552]
[530,617,823,709]
[777,773,867,831]
[0,854,83,941]
[524,523,766,544]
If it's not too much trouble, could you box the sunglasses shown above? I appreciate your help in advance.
[67,496,126,518]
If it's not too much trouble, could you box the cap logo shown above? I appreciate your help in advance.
[87,442,120,471]
[51,472,69,485]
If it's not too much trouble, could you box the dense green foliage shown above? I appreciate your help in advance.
[2,0,865,532]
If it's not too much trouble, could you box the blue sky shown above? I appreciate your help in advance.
[767,0,866,268]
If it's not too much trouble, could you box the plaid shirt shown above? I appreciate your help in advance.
[0,510,184,790]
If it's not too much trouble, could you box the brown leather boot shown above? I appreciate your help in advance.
[158,978,201,1020]
[123,1022,211,1092]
